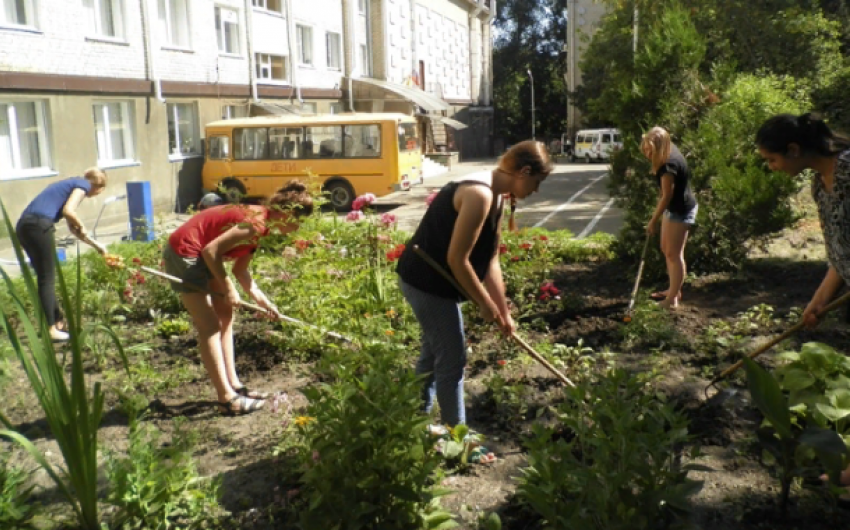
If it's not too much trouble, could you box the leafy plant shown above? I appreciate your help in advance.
[296,342,455,530]
[106,417,221,530]
[517,369,707,530]
[618,297,684,351]
[0,454,36,529]
[155,318,192,338]
[742,357,848,515]
[0,200,130,530]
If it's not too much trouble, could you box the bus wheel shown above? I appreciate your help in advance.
[325,180,355,211]
[220,179,246,204]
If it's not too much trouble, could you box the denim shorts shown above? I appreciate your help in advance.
[664,204,698,225]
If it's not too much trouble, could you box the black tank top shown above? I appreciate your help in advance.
[396,180,502,301]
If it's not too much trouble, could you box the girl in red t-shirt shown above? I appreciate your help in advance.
[164,181,313,415]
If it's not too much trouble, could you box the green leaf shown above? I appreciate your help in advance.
[779,367,816,391]
[799,425,847,455]
[743,358,793,439]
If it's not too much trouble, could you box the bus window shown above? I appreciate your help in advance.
[345,124,381,157]
[208,136,230,159]
[602,133,612,143]
[269,127,304,159]
[398,123,418,152]
[234,128,269,160]
[306,126,343,158]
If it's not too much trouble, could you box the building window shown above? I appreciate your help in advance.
[0,101,51,179]
[329,103,342,114]
[222,105,248,119]
[92,101,135,166]
[256,53,288,83]
[359,44,370,76]
[326,32,341,70]
[166,103,200,157]
[1,0,37,28]
[301,102,317,114]
[158,0,190,48]
[215,6,240,55]
[296,25,313,66]
[84,0,124,39]
[251,0,281,13]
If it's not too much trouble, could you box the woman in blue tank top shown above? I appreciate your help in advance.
[396,141,554,463]
[16,168,108,342]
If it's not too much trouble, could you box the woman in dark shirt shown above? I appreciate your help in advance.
[16,168,109,342]
[756,112,850,497]
[641,127,698,310]
[396,141,553,458]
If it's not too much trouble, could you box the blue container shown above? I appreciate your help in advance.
[127,181,155,242]
[55,247,67,262]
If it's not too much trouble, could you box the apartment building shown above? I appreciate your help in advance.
[0,0,493,229]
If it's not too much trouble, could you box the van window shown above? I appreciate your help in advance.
[234,128,269,160]
[602,133,612,143]
[398,123,419,152]
[208,136,230,159]
[614,134,622,143]
[577,135,585,144]
[269,127,304,159]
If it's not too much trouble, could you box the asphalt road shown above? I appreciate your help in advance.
[372,162,622,238]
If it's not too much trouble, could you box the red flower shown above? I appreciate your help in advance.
[539,282,560,301]
[520,242,533,250]
[386,245,406,262]
[511,256,520,262]
[295,239,310,250]
[135,274,146,285]
[537,235,549,242]
[132,257,142,265]
[497,359,507,366]
[499,244,508,254]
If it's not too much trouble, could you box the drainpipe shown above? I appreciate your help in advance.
[283,0,302,104]
[469,5,483,105]
[140,0,165,103]
[246,0,259,102]
[484,1,496,106]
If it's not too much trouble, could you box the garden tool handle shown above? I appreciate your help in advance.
[627,234,651,312]
[139,266,353,344]
[712,289,850,384]
[411,245,576,388]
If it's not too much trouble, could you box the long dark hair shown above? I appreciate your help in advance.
[756,112,850,157]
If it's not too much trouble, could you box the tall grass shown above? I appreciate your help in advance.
[0,200,128,529]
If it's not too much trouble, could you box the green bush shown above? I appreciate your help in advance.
[106,417,221,530]
[517,369,706,530]
[296,342,453,530]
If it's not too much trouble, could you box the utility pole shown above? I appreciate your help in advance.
[528,68,535,140]
[633,1,639,55]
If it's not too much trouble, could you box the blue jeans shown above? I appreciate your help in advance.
[400,279,467,426]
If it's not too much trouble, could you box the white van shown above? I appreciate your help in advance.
[573,128,623,163]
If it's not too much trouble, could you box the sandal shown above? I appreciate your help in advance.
[234,386,270,400]
[218,395,265,416]
[651,291,682,301]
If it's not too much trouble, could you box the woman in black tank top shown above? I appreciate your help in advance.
[396,141,554,444]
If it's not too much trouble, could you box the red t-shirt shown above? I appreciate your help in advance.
[169,205,270,260]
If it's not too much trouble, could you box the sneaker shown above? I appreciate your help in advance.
[49,329,70,342]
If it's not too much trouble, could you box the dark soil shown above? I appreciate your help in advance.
[4,256,850,529]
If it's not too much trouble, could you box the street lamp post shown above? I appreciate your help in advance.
[528,68,535,140]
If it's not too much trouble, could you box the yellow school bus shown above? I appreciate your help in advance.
[202,113,422,209]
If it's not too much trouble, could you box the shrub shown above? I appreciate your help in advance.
[296,342,453,530]
[106,417,221,530]
[517,369,706,530]
[0,454,36,529]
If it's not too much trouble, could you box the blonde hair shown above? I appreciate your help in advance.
[83,167,108,189]
[641,127,672,174]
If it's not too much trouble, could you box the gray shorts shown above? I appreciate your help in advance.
[162,244,213,294]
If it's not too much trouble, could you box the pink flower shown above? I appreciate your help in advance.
[425,190,439,206]
[352,193,377,211]
[380,212,397,228]
[346,210,365,222]
[352,197,365,211]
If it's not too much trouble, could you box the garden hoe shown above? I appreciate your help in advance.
[139,266,354,345]
[625,233,652,319]
[705,289,850,403]
[411,245,576,388]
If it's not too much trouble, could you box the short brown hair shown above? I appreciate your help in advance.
[267,180,314,217]
[499,140,554,179]
[83,167,108,188]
